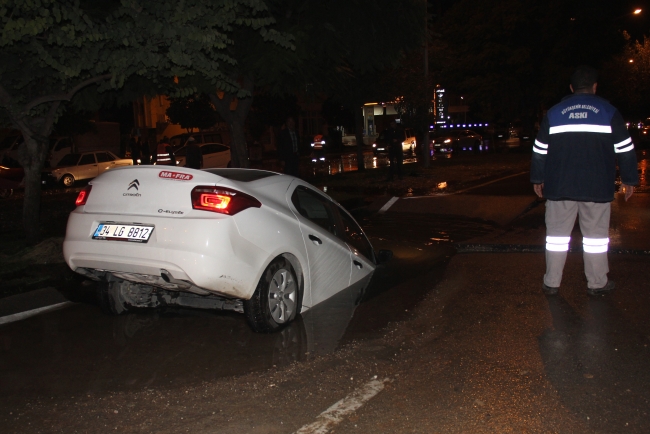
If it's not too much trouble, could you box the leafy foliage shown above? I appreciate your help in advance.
[166,95,219,132]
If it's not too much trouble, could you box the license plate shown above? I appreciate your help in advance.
[92,223,154,243]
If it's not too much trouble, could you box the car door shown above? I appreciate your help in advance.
[74,153,98,181]
[290,185,352,308]
[95,151,118,175]
[201,143,230,168]
[332,205,376,287]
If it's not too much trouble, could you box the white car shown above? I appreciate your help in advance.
[52,151,133,187]
[63,166,390,332]
[174,142,231,168]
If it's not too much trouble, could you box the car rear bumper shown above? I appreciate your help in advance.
[63,211,266,299]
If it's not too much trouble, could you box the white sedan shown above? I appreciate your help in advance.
[63,166,391,332]
[174,142,231,168]
[51,151,133,187]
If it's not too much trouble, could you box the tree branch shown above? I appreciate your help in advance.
[23,73,113,113]
[0,83,15,107]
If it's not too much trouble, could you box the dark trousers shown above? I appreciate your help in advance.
[283,153,300,177]
[387,149,403,180]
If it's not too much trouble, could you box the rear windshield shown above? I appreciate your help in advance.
[204,169,277,182]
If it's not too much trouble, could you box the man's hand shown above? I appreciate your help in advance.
[622,184,634,201]
[533,183,544,198]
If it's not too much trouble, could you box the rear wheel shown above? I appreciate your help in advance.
[97,280,130,315]
[61,174,75,188]
[244,257,302,333]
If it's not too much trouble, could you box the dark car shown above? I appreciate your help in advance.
[429,129,483,153]
[372,128,416,155]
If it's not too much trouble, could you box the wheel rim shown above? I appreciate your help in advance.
[63,175,73,187]
[268,268,297,324]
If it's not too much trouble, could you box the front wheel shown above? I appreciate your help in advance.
[244,257,302,333]
[61,174,75,188]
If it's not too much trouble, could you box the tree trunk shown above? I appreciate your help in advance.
[209,77,255,169]
[354,105,365,172]
[18,134,51,245]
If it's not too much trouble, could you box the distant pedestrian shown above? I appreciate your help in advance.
[386,120,403,181]
[156,136,174,166]
[530,65,638,296]
[141,139,151,165]
[130,137,141,165]
[184,137,203,169]
[278,116,301,177]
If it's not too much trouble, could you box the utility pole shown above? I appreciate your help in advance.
[421,0,430,168]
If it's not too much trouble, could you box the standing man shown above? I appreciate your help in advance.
[386,120,404,181]
[531,66,638,296]
[184,136,203,169]
[155,136,174,166]
[278,116,301,177]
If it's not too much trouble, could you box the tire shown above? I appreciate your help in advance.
[97,280,130,315]
[244,257,302,333]
[61,174,75,188]
[0,188,13,199]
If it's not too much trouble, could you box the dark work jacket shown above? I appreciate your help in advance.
[531,93,638,202]
[278,129,300,160]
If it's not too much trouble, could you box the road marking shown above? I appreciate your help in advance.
[403,171,529,199]
[294,377,392,434]
[378,197,399,213]
[0,302,74,325]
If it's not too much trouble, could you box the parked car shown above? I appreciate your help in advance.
[372,127,416,155]
[174,142,231,169]
[0,164,57,198]
[51,150,133,187]
[429,129,483,152]
[0,134,23,166]
[63,166,392,332]
[169,131,230,152]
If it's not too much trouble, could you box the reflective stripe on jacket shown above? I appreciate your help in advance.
[531,93,638,202]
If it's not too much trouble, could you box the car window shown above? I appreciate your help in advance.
[57,153,81,167]
[79,154,96,165]
[204,134,222,143]
[291,186,338,236]
[95,152,115,163]
[201,144,219,155]
[334,206,375,262]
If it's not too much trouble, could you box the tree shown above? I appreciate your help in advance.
[0,0,290,245]
[434,0,628,123]
[166,95,219,133]
[602,33,650,118]
[176,0,424,170]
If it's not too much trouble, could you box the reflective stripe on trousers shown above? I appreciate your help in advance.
[543,200,610,289]
[546,236,570,252]
[583,237,609,253]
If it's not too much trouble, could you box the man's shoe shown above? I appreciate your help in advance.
[542,283,559,295]
[587,280,615,296]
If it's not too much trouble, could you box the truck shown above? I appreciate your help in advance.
[49,122,122,167]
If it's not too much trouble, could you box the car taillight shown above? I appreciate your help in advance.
[75,185,92,206]
[191,186,261,215]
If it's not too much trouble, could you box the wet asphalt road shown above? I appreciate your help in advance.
[1,149,649,432]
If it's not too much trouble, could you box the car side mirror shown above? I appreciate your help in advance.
[376,249,393,265]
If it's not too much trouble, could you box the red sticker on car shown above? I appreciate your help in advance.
[159,171,193,181]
